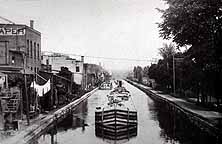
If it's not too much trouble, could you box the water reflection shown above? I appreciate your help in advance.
[58,100,88,131]
[33,84,220,144]
[95,122,137,144]
[35,100,88,144]
[148,99,217,144]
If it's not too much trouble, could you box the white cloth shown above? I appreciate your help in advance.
[0,76,5,89]
[30,79,51,97]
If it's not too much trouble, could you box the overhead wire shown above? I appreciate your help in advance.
[42,51,158,63]
[0,15,158,63]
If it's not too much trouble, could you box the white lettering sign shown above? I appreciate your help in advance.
[0,27,26,36]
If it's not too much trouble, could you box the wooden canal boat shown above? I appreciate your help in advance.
[95,86,137,141]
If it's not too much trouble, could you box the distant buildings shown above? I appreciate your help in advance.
[41,52,108,90]
[0,20,41,74]
[41,52,84,85]
[83,63,105,89]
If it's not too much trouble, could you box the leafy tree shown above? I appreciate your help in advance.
[143,66,150,77]
[158,0,222,69]
[133,66,137,78]
[158,0,222,105]
[133,66,143,82]
[159,43,176,59]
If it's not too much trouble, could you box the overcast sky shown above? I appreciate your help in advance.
[0,0,167,71]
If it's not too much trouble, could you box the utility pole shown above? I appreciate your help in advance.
[18,26,29,125]
[22,51,30,125]
[50,74,54,109]
[71,73,73,93]
[22,41,29,125]
[24,71,30,125]
[173,54,176,95]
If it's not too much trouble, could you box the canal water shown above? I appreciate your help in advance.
[34,81,216,144]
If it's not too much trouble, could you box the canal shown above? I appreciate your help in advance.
[34,81,215,144]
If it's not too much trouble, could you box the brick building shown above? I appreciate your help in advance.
[0,20,41,74]
[0,21,41,129]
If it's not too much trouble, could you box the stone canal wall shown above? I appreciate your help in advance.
[125,79,222,141]
[3,88,98,144]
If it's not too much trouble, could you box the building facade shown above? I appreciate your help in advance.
[41,53,84,85]
[0,21,41,74]
[0,21,41,129]
[83,63,105,89]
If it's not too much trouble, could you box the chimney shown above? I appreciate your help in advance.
[81,56,84,63]
[30,20,34,29]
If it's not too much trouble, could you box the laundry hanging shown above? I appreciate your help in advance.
[30,79,51,97]
[0,76,5,89]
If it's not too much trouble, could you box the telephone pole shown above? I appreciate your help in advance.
[173,54,176,95]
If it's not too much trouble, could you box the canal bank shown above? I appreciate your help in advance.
[35,80,218,144]
[1,88,98,144]
[125,79,222,142]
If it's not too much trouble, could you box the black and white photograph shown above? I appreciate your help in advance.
[0,0,222,144]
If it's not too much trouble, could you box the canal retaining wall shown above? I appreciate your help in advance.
[125,79,222,142]
[2,88,98,144]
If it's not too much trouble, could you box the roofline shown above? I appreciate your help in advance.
[0,23,41,35]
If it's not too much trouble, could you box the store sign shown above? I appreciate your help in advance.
[0,27,26,36]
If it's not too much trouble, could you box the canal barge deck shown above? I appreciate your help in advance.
[95,83,137,141]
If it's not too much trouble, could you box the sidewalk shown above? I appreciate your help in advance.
[0,88,98,144]
[0,112,55,144]
[0,113,48,141]
[126,80,222,133]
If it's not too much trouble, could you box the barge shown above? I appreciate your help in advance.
[95,82,137,141]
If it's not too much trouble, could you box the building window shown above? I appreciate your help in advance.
[12,56,15,64]
[34,42,36,59]
[46,59,49,65]
[30,41,33,58]
[76,66,80,72]
[27,40,29,57]
[37,44,40,60]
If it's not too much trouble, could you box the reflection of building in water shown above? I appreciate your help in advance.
[36,100,89,144]
[49,100,88,132]
[71,100,88,130]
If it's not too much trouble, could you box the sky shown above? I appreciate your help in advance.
[0,0,167,71]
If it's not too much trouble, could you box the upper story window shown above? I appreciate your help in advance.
[30,41,33,58]
[27,40,29,57]
[11,56,15,64]
[37,44,40,60]
[46,59,49,65]
[34,42,36,59]
[76,66,80,72]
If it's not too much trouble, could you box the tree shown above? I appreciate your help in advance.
[133,66,143,82]
[143,66,150,77]
[158,0,222,67]
[158,0,222,105]
[159,43,176,59]
[158,0,222,46]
